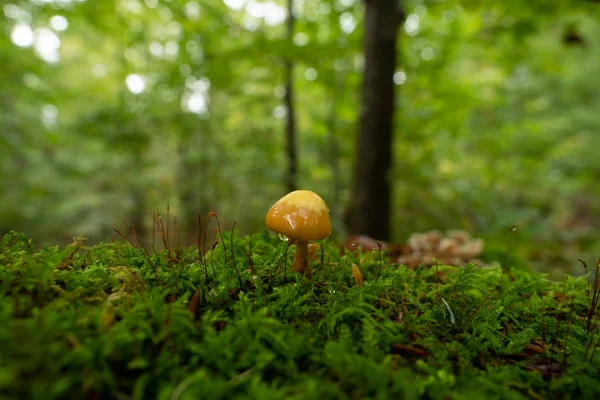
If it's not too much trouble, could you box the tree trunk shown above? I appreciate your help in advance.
[345,0,403,241]
[284,0,297,193]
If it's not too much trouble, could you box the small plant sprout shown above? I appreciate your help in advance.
[265,190,332,278]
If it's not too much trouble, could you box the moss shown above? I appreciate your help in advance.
[1,229,600,399]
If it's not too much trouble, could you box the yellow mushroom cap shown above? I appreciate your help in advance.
[265,190,332,241]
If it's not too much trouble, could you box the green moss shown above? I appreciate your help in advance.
[1,230,599,399]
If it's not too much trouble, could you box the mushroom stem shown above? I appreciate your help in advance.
[292,240,310,277]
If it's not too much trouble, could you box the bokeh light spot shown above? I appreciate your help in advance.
[126,74,146,94]
[11,23,34,47]
[49,15,69,31]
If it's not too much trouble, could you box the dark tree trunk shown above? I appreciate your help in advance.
[284,0,297,193]
[345,0,403,241]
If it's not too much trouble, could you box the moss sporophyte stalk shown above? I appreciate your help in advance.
[2,216,600,399]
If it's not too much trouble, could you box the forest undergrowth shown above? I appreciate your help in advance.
[1,211,600,400]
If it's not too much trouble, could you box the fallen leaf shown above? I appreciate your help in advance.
[186,289,201,319]
[524,342,545,355]
[390,343,429,357]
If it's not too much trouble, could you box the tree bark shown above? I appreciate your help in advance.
[345,0,403,241]
[284,0,297,193]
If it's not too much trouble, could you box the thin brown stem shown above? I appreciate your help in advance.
[212,212,228,265]
[112,216,127,242]
[203,213,213,272]
[131,223,145,254]
[156,209,168,250]
[113,228,158,285]
[210,241,218,279]
[197,214,208,282]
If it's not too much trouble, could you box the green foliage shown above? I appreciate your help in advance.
[2,0,600,277]
[2,230,600,399]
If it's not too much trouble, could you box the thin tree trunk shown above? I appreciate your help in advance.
[345,0,403,241]
[284,0,297,193]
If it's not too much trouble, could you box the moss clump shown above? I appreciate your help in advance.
[1,229,600,399]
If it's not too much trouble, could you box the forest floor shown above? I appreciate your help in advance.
[1,225,600,400]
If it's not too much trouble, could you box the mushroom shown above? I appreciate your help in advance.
[265,190,332,278]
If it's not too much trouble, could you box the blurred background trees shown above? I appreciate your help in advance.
[2,0,600,277]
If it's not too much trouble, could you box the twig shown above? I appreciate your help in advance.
[156,209,169,250]
[112,216,127,242]
[131,223,145,253]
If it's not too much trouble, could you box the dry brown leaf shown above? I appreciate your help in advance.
[186,289,201,319]
[390,343,429,357]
